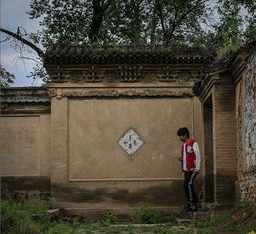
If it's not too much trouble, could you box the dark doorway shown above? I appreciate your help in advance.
[203,95,215,203]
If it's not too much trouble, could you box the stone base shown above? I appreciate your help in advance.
[240,177,256,203]
[54,205,180,222]
[0,176,51,200]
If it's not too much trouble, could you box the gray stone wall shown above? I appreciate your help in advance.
[240,50,256,202]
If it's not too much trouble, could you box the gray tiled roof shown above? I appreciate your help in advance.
[0,87,50,103]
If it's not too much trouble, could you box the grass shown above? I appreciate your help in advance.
[1,199,256,234]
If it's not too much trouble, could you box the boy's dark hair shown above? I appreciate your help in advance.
[177,127,190,138]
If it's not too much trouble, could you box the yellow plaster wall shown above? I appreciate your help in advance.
[0,115,51,177]
[68,98,194,181]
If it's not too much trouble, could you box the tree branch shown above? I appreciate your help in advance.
[18,56,41,63]
[155,0,166,40]
[166,0,206,42]
[166,2,179,42]
[0,28,44,57]
[0,36,10,43]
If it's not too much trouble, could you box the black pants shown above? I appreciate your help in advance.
[184,171,198,207]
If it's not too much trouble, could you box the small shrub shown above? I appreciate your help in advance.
[0,199,50,234]
[46,223,75,234]
[101,209,117,225]
[132,207,162,224]
[8,220,42,234]
[247,231,256,234]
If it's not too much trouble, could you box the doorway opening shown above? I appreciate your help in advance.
[203,95,215,203]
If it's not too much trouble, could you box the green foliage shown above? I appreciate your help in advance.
[214,0,243,51]
[247,231,256,234]
[28,0,256,49]
[0,66,15,87]
[28,0,209,46]
[46,223,75,234]
[132,207,162,224]
[244,17,256,41]
[0,0,254,83]
[101,209,117,225]
[0,199,49,234]
[1,0,256,83]
[1,199,256,234]
[26,63,48,82]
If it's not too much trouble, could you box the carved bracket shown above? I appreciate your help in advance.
[116,65,144,81]
[157,66,202,81]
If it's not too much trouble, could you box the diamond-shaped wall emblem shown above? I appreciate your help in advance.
[118,129,144,155]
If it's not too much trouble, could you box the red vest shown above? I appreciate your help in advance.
[181,139,196,171]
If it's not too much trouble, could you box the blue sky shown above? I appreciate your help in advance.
[0,0,42,86]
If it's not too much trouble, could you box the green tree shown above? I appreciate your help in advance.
[215,0,243,50]
[1,0,256,84]
[239,0,256,41]
[209,0,256,55]
[28,0,210,46]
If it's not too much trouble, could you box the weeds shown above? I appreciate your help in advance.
[1,199,256,234]
[133,206,162,224]
[132,206,177,224]
[0,199,49,234]
[101,209,117,225]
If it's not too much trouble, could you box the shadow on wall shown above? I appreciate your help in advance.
[51,182,186,206]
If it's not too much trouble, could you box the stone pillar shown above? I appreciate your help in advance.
[50,96,69,185]
[192,97,204,153]
[192,97,204,199]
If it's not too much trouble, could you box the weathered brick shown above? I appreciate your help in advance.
[237,50,256,203]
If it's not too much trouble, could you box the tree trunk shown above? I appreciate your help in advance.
[89,0,106,42]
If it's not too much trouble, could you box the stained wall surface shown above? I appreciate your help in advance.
[0,115,50,177]
[68,98,192,181]
[0,87,204,207]
[49,94,204,208]
[236,50,256,203]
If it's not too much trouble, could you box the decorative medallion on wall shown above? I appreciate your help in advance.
[118,129,144,155]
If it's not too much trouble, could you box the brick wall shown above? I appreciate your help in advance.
[237,50,256,203]
[214,73,237,204]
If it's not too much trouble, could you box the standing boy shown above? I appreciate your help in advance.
[177,127,201,213]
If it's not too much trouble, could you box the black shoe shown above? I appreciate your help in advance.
[185,210,193,219]
[184,203,192,212]
[190,203,198,212]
